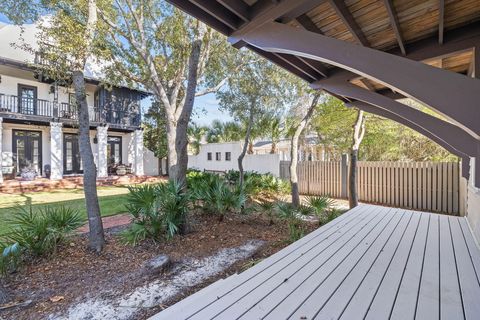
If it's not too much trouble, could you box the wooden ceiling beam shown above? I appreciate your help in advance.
[298,57,329,77]
[279,0,326,24]
[188,0,242,30]
[383,0,406,55]
[230,0,325,46]
[439,0,445,44]
[216,0,250,22]
[468,46,480,78]
[167,0,232,35]
[296,14,323,34]
[359,79,376,91]
[328,0,369,46]
[246,45,312,83]
[275,53,322,81]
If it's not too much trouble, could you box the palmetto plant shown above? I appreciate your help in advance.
[123,181,189,244]
[306,196,335,215]
[306,195,336,225]
[4,206,84,257]
[274,201,306,243]
[256,199,276,225]
[192,174,246,220]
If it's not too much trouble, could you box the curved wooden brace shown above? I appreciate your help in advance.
[231,22,480,139]
[314,80,479,157]
[346,101,470,179]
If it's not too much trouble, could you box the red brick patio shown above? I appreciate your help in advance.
[0,175,166,193]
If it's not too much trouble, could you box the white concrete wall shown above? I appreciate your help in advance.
[466,158,480,243]
[244,154,281,176]
[188,142,281,176]
[143,148,159,176]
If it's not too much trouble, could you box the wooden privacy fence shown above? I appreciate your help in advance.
[279,160,464,215]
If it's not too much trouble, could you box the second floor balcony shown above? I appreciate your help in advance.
[0,93,141,128]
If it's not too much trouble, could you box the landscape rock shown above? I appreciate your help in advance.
[144,254,171,273]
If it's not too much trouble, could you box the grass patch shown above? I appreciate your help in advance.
[0,186,131,235]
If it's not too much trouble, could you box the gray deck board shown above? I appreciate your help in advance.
[390,212,430,320]
[439,214,464,320]
[415,213,440,320]
[150,205,480,320]
[197,205,385,319]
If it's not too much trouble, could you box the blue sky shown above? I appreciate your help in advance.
[0,14,229,126]
[191,94,232,126]
[0,13,8,23]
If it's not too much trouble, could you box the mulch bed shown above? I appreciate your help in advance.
[1,213,318,320]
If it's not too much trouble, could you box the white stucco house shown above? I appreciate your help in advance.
[188,134,334,176]
[0,22,150,183]
[252,134,332,161]
[188,142,281,177]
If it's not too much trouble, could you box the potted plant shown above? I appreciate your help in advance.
[20,166,37,181]
[116,164,127,176]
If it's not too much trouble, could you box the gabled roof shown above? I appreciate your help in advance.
[0,20,150,96]
[0,22,105,80]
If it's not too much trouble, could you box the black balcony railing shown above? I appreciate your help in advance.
[0,93,140,127]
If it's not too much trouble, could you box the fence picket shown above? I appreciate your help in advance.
[278,160,461,214]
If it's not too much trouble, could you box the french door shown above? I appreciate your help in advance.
[107,136,122,168]
[12,130,42,175]
[18,84,37,115]
[63,134,83,174]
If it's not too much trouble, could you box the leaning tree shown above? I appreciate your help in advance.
[97,0,247,185]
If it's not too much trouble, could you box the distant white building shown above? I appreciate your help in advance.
[252,134,331,161]
[188,141,281,176]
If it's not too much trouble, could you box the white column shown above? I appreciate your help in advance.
[97,124,109,178]
[50,122,63,180]
[134,129,144,176]
[0,118,3,184]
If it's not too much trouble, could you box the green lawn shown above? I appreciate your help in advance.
[0,186,132,235]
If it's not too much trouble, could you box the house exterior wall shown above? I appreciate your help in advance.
[0,123,148,179]
[467,158,480,243]
[188,142,281,176]
[0,68,97,107]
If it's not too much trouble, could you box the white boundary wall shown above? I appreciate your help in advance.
[188,147,281,177]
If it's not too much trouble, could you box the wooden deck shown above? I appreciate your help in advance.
[151,204,480,320]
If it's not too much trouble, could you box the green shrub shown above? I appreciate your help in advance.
[123,180,189,244]
[5,206,84,257]
[225,170,290,197]
[306,195,335,213]
[274,201,307,243]
[256,199,276,224]
[191,174,246,219]
[305,196,338,226]
[319,208,342,226]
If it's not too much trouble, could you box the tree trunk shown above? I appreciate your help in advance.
[72,71,105,253]
[248,141,254,154]
[290,93,321,208]
[167,25,205,187]
[238,106,255,188]
[270,141,276,154]
[349,109,366,209]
